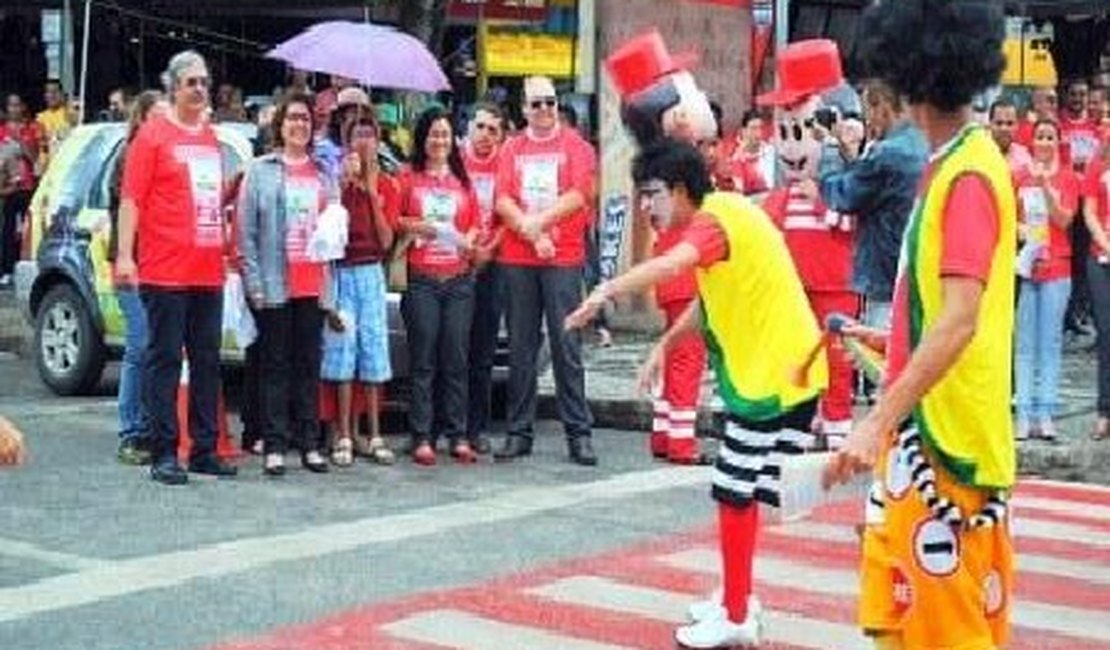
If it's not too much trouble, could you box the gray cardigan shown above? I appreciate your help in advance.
[236,153,339,307]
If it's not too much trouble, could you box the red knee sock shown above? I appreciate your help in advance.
[720,501,759,623]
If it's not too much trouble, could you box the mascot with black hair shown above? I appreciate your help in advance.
[758,40,858,451]
[822,1,1017,649]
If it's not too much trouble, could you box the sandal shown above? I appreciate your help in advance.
[331,437,354,467]
[1092,417,1110,441]
[367,436,396,465]
[451,440,478,464]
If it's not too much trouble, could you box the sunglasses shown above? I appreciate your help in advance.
[529,98,557,110]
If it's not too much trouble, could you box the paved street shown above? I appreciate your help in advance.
[1,353,1109,649]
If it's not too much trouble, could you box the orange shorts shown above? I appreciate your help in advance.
[858,430,1014,650]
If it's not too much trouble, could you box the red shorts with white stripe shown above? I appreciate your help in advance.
[651,300,706,463]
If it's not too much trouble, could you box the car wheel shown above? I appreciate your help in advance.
[34,283,105,396]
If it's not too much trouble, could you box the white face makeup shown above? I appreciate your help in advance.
[638,179,676,230]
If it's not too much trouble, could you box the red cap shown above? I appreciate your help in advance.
[606,29,698,99]
[757,39,844,107]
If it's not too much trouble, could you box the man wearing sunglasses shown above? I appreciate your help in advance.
[494,76,599,466]
[117,50,237,485]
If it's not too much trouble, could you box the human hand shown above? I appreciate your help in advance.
[342,153,361,180]
[0,416,26,466]
[520,214,548,242]
[534,235,556,260]
[636,343,666,397]
[115,255,138,286]
[798,179,820,201]
[822,415,883,489]
[564,288,606,332]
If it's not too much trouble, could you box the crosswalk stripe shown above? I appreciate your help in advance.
[777,518,1110,550]
[1013,496,1110,523]
[527,575,873,650]
[658,548,1110,641]
[1022,480,1110,497]
[380,609,633,650]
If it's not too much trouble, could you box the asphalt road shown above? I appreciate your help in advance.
[1,353,1108,650]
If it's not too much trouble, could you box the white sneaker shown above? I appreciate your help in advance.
[687,588,724,622]
[675,607,763,648]
[687,591,762,624]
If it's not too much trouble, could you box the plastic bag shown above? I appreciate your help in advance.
[308,202,350,262]
[222,272,257,349]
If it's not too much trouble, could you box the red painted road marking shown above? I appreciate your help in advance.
[205,480,1110,650]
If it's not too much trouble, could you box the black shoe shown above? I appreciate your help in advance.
[118,439,153,466]
[494,435,533,462]
[150,460,189,485]
[301,450,330,473]
[568,437,598,466]
[469,434,492,455]
[188,454,238,477]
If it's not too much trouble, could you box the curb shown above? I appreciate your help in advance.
[540,395,1109,485]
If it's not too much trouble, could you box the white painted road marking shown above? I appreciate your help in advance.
[381,609,633,650]
[528,575,873,650]
[0,537,108,572]
[0,466,709,623]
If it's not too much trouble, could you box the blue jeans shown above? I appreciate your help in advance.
[116,287,149,442]
[1014,278,1071,422]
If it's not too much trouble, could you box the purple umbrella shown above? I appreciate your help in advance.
[268,21,450,93]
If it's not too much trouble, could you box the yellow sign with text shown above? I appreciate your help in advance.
[483,32,575,78]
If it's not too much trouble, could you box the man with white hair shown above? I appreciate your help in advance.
[117,50,238,485]
[494,76,599,465]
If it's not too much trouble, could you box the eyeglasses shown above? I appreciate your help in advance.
[183,76,210,89]
[285,112,312,124]
[529,98,557,110]
[352,126,379,139]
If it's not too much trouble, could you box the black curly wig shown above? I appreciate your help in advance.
[857,0,1006,113]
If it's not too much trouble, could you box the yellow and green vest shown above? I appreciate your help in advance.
[903,126,1017,489]
[696,192,826,421]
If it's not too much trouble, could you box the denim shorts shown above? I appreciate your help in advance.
[320,263,392,383]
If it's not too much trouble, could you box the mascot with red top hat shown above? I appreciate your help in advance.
[759,40,858,451]
[605,31,717,466]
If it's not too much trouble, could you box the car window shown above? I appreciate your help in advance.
[60,126,124,213]
[88,135,126,210]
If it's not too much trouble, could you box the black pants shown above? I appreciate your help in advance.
[467,263,505,438]
[1067,214,1093,331]
[503,264,592,440]
[241,342,262,450]
[0,190,30,276]
[1087,257,1110,416]
[141,287,222,465]
[403,273,474,442]
[255,298,325,454]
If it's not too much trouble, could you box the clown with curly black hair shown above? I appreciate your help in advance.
[822,1,1017,649]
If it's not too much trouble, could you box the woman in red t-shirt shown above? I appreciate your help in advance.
[236,94,333,476]
[397,106,480,465]
[1014,119,1081,441]
[1083,139,1110,441]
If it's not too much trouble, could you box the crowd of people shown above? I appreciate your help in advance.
[100,48,604,485]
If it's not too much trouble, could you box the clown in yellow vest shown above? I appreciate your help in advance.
[566,138,825,648]
[823,1,1018,649]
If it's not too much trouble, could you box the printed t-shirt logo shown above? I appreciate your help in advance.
[519,154,562,213]
[472,172,496,231]
[177,144,223,248]
[421,188,460,263]
[285,175,320,263]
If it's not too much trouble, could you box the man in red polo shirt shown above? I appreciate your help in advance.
[494,75,599,466]
[117,50,237,485]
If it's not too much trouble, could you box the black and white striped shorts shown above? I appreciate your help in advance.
[712,400,818,508]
